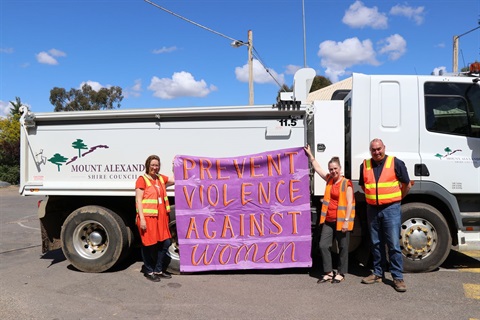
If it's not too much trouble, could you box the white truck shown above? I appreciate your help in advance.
[19,69,480,273]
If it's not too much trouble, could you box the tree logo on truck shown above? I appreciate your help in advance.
[48,153,69,172]
[72,139,88,158]
[47,138,109,172]
[434,147,462,159]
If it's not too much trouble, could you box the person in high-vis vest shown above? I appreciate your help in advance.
[359,138,411,292]
[135,155,174,282]
[305,145,355,284]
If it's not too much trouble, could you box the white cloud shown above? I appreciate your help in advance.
[235,59,285,85]
[124,79,142,98]
[318,37,379,82]
[152,46,178,54]
[36,48,66,65]
[36,52,58,65]
[0,101,10,118]
[390,4,425,25]
[378,34,407,60]
[0,48,14,54]
[284,64,302,75]
[147,71,217,99]
[48,48,66,57]
[79,80,104,91]
[432,66,447,75]
[342,1,388,29]
[435,42,445,48]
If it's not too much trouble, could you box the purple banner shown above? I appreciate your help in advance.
[173,147,312,272]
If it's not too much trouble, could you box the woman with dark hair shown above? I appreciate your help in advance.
[135,155,174,282]
[305,145,355,284]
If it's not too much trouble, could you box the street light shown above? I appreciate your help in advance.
[231,30,254,105]
[453,21,480,73]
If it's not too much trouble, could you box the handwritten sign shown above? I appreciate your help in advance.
[173,147,312,272]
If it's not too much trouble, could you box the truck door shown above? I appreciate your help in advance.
[418,77,480,194]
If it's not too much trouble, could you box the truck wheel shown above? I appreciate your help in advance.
[401,203,451,273]
[166,206,180,274]
[61,206,129,273]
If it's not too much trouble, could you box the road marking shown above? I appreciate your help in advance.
[464,283,480,300]
[7,215,41,231]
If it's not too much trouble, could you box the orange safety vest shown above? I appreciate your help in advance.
[363,156,402,206]
[137,174,171,216]
[320,177,355,231]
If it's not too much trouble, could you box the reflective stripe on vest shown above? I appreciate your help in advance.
[320,177,355,231]
[157,175,171,213]
[363,156,402,205]
[139,175,159,216]
[137,174,171,216]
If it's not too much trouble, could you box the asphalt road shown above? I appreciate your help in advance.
[1,185,479,320]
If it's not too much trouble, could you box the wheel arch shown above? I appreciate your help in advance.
[403,192,458,247]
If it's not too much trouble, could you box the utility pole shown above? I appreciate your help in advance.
[248,30,254,105]
[453,21,480,73]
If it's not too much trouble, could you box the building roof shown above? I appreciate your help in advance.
[307,77,352,102]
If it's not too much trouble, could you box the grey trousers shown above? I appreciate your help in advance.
[319,221,350,275]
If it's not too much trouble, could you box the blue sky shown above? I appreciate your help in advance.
[1,0,479,117]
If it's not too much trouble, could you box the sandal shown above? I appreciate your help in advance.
[332,274,345,283]
[317,272,335,283]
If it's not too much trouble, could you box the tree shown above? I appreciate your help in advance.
[309,76,332,92]
[0,97,23,184]
[50,84,123,112]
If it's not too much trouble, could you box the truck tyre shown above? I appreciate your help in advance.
[166,206,181,274]
[61,206,129,273]
[401,203,451,273]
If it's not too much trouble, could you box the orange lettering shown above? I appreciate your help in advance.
[269,212,283,235]
[258,181,271,204]
[264,242,280,263]
[284,151,297,174]
[223,184,234,206]
[207,184,219,206]
[182,158,196,179]
[250,156,264,178]
[183,186,195,209]
[267,154,282,176]
[204,217,216,239]
[221,215,235,238]
[275,180,286,203]
[186,217,199,239]
[239,214,245,236]
[288,211,301,234]
[233,158,246,178]
[199,158,213,179]
[249,213,265,236]
[289,179,302,203]
[241,182,253,205]
[216,159,230,180]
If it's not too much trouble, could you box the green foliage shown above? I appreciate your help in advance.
[0,97,23,184]
[310,76,332,92]
[48,153,69,171]
[0,164,19,184]
[72,139,88,157]
[50,84,123,112]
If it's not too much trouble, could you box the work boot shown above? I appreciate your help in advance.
[393,279,407,292]
[361,274,383,284]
